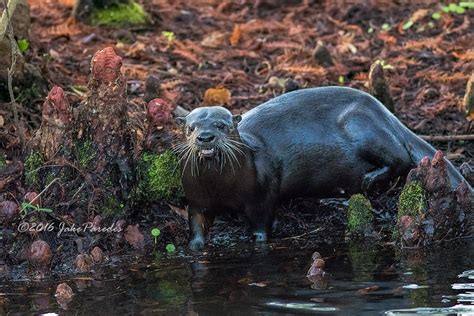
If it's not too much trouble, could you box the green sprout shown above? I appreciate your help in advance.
[338,75,345,85]
[367,27,374,33]
[381,23,391,31]
[151,227,161,246]
[460,2,474,9]
[20,202,53,218]
[17,38,29,53]
[431,12,442,20]
[379,60,394,70]
[162,31,176,44]
[402,20,414,30]
[166,244,176,252]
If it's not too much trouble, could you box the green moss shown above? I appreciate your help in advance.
[0,154,6,169]
[347,194,374,234]
[24,152,43,188]
[75,139,95,170]
[136,150,184,202]
[90,1,148,27]
[398,181,426,219]
[101,196,125,217]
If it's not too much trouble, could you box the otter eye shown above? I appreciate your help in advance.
[214,122,226,130]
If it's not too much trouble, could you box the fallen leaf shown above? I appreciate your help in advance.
[124,224,145,250]
[230,24,241,47]
[201,31,227,48]
[203,87,231,105]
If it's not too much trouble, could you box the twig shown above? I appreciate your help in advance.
[419,134,474,142]
[0,0,18,40]
[281,227,323,240]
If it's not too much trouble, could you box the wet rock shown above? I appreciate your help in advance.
[55,283,74,307]
[307,253,329,289]
[92,215,102,229]
[284,78,299,93]
[124,224,145,250]
[74,254,93,272]
[0,160,23,191]
[311,251,321,261]
[0,200,19,224]
[144,74,160,103]
[90,246,104,264]
[28,240,52,276]
[24,191,40,207]
[312,41,334,67]
[368,60,394,112]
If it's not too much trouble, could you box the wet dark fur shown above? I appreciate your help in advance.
[176,86,472,251]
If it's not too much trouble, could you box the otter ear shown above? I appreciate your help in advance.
[175,117,186,126]
[232,115,242,126]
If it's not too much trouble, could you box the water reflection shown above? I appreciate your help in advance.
[0,238,473,315]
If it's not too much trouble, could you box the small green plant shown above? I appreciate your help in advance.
[381,23,391,31]
[431,11,442,20]
[378,60,394,70]
[338,75,345,85]
[17,38,29,53]
[402,20,414,30]
[367,27,374,33]
[166,243,176,252]
[162,31,176,44]
[20,202,53,217]
[151,228,161,246]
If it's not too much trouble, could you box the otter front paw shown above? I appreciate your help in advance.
[189,237,205,251]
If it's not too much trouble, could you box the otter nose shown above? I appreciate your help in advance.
[197,133,215,143]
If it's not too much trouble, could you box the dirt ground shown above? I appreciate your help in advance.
[1,0,473,277]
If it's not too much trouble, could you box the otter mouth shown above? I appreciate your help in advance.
[198,148,216,158]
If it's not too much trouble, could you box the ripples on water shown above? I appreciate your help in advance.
[1,238,473,315]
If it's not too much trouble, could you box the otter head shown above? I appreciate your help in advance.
[176,107,242,161]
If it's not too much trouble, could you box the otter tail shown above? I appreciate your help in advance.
[405,130,472,192]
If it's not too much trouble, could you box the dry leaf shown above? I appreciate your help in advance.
[203,87,231,105]
[377,32,397,46]
[230,24,241,47]
[124,224,145,250]
[201,31,228,48]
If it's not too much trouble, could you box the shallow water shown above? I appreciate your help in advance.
[1,238,473,315]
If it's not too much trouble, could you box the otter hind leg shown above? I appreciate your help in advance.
[357,135,412,192]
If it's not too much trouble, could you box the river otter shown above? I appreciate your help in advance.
[174,86,472,251]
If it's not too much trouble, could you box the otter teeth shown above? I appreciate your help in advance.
[201,149,214,155]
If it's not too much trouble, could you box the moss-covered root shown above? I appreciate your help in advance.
[90,0,148,27]
[347,194,374,236]
[24,152,44,189]
[398,181,426,219]
[136,150,184,203]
